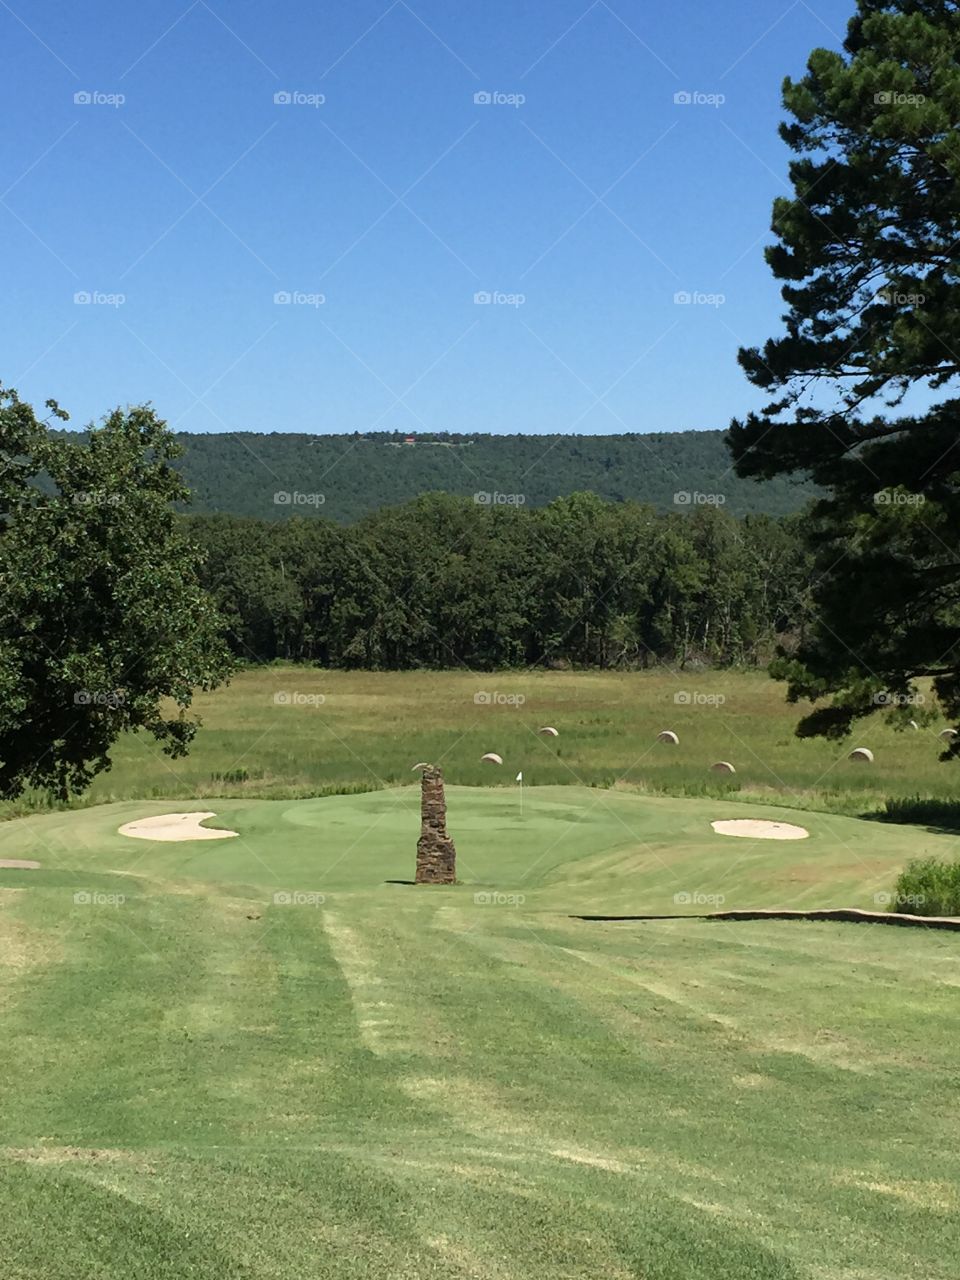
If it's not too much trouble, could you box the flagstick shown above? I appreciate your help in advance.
[516,770,523,818]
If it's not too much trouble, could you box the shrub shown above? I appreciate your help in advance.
[889,856,960,917]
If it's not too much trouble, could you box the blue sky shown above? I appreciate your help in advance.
[2,0,856,436]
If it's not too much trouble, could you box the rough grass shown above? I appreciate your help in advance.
[880,794,960,831]
[1,788,960,1277]
[7,667,957,820]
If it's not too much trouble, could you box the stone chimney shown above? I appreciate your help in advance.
[415,765,457,884]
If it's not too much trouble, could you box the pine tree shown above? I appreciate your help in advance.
[729,0,960,742]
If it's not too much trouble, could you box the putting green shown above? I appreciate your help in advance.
[1,788,959,1279]
[0,785,945,910]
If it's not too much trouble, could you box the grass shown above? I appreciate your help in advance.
[2,785,960,1277]
[14,666,958,820]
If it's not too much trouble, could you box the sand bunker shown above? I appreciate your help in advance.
[711,819,809,841]
[118,812,238,842]
[0,860,40,869]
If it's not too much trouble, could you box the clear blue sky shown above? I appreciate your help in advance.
[2,0,856,436]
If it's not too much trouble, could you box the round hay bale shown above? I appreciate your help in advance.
[480,752,503,765]
[538,726,559,737]
[656,730,679,745]
[939,728,957,740]
[710,761,736,774]
[848,747,874,763]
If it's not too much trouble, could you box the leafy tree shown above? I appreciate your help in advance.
[728,0,960,741]
[0,388,232,799]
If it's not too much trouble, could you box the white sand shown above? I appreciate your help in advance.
[711,818,809,841]
[118,812,238,842]
[0,859,40,869]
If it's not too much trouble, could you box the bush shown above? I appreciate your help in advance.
[889,856,960,917]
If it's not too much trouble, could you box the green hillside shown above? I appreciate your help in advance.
[167,431,817,522]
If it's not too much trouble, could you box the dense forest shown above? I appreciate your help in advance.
[185,493,813,669]
[162,430,818,522]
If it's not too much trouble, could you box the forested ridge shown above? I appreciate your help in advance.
[163,429,817,522]
[186,492,812,669]
[37,423,819,672]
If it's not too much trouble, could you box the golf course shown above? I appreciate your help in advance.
[2,697,960,1278]
[6,0,960,1271]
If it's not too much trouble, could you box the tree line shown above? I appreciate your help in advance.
[184,492,813,670]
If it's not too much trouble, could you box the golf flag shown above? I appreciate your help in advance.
[516,771,523,782]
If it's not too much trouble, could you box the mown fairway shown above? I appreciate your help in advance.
[2,786,959,1278]
[43,666,960,817]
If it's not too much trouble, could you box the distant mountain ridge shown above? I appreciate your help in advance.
[166,430,816,522]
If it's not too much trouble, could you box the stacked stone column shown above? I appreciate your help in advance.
[415,765,457,884]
